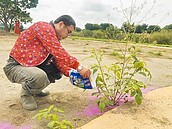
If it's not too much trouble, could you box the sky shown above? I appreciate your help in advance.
[25,0,172,29]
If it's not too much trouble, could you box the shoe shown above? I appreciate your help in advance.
[21,95,37,111]
[35,90,50,97]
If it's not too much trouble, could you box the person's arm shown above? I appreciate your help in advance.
[33,22,90,77]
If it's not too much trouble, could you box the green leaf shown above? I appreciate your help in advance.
[96,83,104,88]
[135,67,142,73]
[62,120,73,129]
[134,62,144,68]
[104,98,111,106]
[42,112,48,119]
[104,73,109,78]
[133,85,139,90]
[47,114,52,120]
[135,95,142,105]
[54,121,60,127]
[32,114,39,120]
[116,71,121,79]
[51,114,59,121]
[47,105,54,113]
[93,68,98,74]
[54,108,64,113]
[130,91,136,97]
[38,108,48,113]
[128,46,136,51]
[137,81,146,88]
[124,87,131,92]
[37,115,42,122]
[98,102,105,112]
[136,89,142,97]
[96,75,104,83]
[91,92,100,96]
[33,112,46,121]
[47,121,55,128]
[139,72,147,77]
[143,68,152,79]
[91,64,98,69]
[131,54,138,61]
[59,125,67,129]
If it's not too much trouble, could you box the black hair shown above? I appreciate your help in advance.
[54,15,76,28]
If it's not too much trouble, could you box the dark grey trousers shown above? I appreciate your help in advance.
[3,57,50,95]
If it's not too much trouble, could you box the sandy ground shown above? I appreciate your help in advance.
[78,86,172,129]
[0,34,172,129]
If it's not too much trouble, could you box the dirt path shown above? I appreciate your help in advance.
[0,35,172,129]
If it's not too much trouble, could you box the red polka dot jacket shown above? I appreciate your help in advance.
[10,21,80,77]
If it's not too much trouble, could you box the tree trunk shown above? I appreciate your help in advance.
[3,21,10,32]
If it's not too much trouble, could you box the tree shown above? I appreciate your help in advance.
[85,23,100,30]
[135,24,148,33]
[122,22,135,33]
[100,23,111,30]
[106,25,120,39]
[0,0,38,32]
[164,24,172,30]
[147,25,161,33]
[75,27,82,32]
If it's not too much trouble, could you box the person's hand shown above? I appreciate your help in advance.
[79,66,91,78]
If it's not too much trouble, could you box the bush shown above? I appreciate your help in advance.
[81,29,93,37]
[138,33,151,43]
[92,30,106,39]
[149,30,172,45]
[72,31,82,37]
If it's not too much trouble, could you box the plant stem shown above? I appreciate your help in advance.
[116,92,127,103]
[94,50,114,101]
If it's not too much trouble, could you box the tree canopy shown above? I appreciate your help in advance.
[164,24,172,30]
[85,23,100,30]
[0,0,38,31]
[135,24,148,33]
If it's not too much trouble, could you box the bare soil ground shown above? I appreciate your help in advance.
[0,34,172,129]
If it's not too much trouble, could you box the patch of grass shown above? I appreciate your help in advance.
[100,46,112,50]
[70,36,127,43]
[83,49,89,52]
[70,36,172,49]
[136,48,142,53]
[147,51,163,57]
[110,50,124,59]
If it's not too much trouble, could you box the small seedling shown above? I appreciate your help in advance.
[33,105,73,129]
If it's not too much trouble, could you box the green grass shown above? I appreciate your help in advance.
[70,36,127,43]
[70,36,172,48]
[147,51,163,57]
